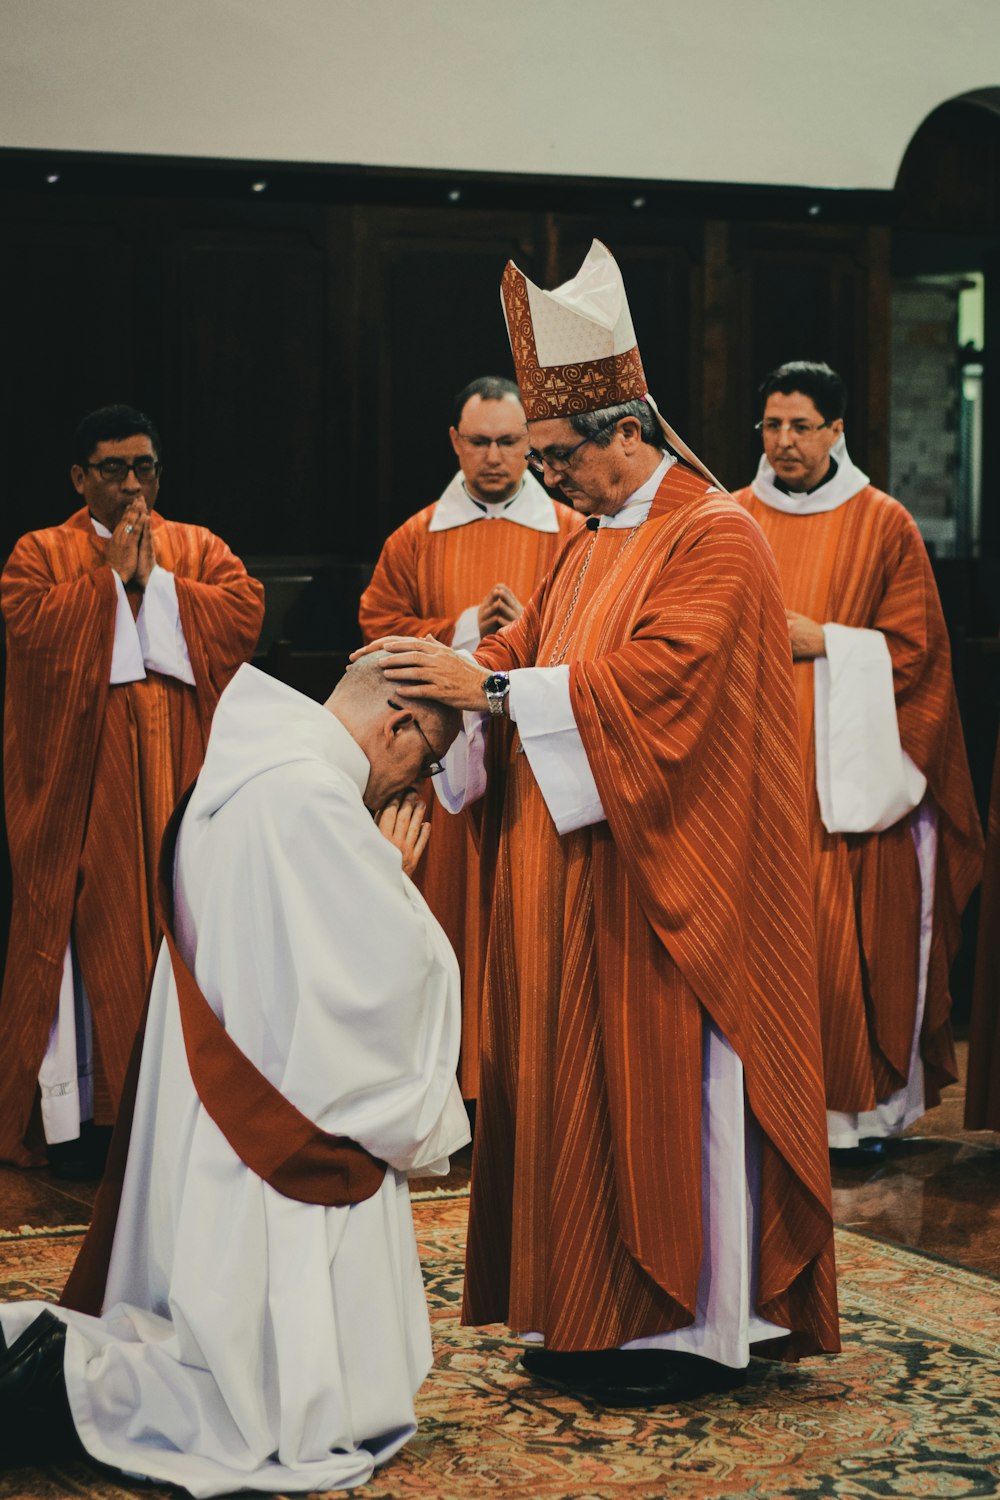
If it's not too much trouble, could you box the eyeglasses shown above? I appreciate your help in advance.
[388,699,444,777]
[755,419,831,437]
[525,415,623,475]
[82,457,161,483]
[455,431,526,452]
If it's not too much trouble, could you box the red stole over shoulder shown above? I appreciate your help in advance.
[60,785,386,1315]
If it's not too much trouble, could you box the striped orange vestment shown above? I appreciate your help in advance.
[734,486,983,1113]
[467,463,839,1358]
[0,508,264,1165]
[359,497,581,1097]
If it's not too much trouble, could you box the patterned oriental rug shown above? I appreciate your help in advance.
[0,1191,998,1499]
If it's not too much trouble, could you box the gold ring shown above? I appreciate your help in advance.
[124,525,134,534]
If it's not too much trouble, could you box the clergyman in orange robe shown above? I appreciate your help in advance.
[732,362,983,1155]
[359,376,580,1098]
[0,405,264,1168]
[358,244,838,1405]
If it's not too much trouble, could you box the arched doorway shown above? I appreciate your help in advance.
[893,89,1000,1014]
[892,89,1000,565]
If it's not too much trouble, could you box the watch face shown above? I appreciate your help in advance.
[484,673,509,695]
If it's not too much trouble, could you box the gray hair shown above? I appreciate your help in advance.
[338,651,460,739]
[568,398,662,449]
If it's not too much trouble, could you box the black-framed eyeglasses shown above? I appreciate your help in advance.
[754,419,830,437]
[455,431,527,452]
[82,457,161,483]
[525,415,624,475]
[388,699,444,777]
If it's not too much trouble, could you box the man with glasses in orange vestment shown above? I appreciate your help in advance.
[360,376,580,1100]
[356,244,839,1407]
[731,362,983,1161]
[0,405,264,1173]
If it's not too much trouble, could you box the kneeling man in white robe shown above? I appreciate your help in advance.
[0,655,470,1496]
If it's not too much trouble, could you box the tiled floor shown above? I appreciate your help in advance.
[832,1039,1000,1277]
[2,1044,998,1279]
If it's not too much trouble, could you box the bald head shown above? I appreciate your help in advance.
[330,652,458,735]
[326,653,461,810]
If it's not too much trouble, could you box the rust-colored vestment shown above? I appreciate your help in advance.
[733,484,983,1114]
[966,727,1000,1129]
[359,489,580,1096]
[467,463,839,1358]
[0,507,264,1164]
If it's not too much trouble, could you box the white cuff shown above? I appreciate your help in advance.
[814,623,927,833]
[510,666,606,834]
[435,710,489,810]
[450,605,483,655]
[108,572,147,685]
[402,1080,472,1176]
[136,565,196,685]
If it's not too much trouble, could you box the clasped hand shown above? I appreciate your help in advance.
[786,610,826,661]
[377,792,430,877]
[106,499,157,588]
[477,582,522,638]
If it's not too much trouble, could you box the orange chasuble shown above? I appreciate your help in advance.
[359,488,580,1097]
[966,727,1000,1130]
[467,463,839,1358]
[0,507,264,1165]
[733,485,983,1114]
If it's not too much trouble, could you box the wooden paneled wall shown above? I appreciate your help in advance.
[1,150,997,1008]
[0,160,893,621]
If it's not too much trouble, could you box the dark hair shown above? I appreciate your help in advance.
[757,362,846,424]
[72,405,161,468]
[569,397,662,449]
[453,376,522,428]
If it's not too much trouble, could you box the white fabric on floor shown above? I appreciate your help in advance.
[3,665,469,1495]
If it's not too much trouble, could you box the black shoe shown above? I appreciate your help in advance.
[591,1358,747,1408]
[0,1310,83,1469]
[47,1123,112,1182]
[520,1346,747,1406]
[520,1347,621,1388]
[830,1139,888,1167]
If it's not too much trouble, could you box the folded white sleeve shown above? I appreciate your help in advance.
[509,666,606,834]
[814,623,927,834]
[108,572,147,685]
[434,710,490,811]
[434,649,489,811]
[450,605,483,655]
[136,565,196,685]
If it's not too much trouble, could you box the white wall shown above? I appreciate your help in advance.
[1,0,997,190]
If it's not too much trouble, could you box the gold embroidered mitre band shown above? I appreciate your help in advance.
[501,240,647,420]
[501,239,724,490]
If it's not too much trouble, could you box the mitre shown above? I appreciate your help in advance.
[501,239,721,488]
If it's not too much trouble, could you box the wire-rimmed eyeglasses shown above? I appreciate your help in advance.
[388,698,444,777]
[525,415,625,475]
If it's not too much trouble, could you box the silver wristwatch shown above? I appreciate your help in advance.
[482,671,510,717]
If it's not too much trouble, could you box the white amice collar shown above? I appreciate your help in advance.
[594,451,675,530]
[428,470,560,533]
[751,436,870,515]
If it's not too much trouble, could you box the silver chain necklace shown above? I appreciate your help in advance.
[544,520,645,667]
